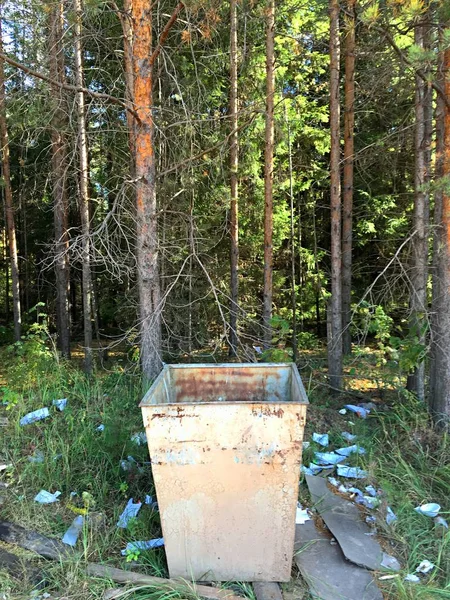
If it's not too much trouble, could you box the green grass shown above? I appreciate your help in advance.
[1,339,450,599]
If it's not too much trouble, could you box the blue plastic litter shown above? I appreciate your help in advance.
[341,431,357,442]
[131,432,147,445]
[34,490,61,504]
[20,407,50,426]
[335,445,366,457]
[314,452,346,465]
[117,498,142,528]
[312,433,329,447]
[344,404,369,419]
[336,465,367,479]
[386,506,397,525]
[52,398,67,411]
[96,424,105,431]
[414,503,441,518]
[62,515,84,546]
[365,485,377,497]
[121,538,164,555]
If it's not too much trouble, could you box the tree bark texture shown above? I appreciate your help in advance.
[133,0,162,384]
[263,0,275,348]
[0,12,21,341]
[49,0,70,359]
[341,0,355,356]
[229,0,239,357]
[430,37,450,423]
[407,20,431,402]
[74,0,93,374]
[327,0,342,390]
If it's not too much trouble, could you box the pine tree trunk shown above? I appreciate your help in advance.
[229,0,239,356]
[341,0,355,356]
[328,0,342,390]
[0,14,21,341]
[74,0,93,374]
[49,0,70,359]
[285,101,297,362]
[430,33,445,408]
[407,20,431,401]
[430,37,450,424]
[263,0,275,348]
[133,0,162,384]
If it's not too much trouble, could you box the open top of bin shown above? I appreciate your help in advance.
[139,362,309,406]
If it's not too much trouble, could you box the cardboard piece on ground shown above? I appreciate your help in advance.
[294,520,383,600]
[306,475,383,571]
[253,582,283,600]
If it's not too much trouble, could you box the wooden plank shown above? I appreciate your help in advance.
[87,563,244,600]
[253,582,283,600]
[0,547,44,586]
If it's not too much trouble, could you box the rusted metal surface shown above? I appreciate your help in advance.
[140,363,308,582]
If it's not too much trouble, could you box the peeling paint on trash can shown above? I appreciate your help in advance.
[140,363,308,582]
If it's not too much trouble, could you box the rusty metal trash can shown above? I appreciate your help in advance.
[139,362,308,582]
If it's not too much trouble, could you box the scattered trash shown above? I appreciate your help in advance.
[296,503,311,525]
[131,432,147,445]
[117,498,142,528]
[28,451,44,464]
[145,495,153,504]
[347,486,363,497]
[366,516,377,524]
[335,445,366,457]
[312,433,329,447]
[62,515,84,547]
[0,463,12,472]
[404,573,420,583]
[34,490,61,504]
[365,485,377,497]
[342,431,356,442]
[416,560,435,574]
[96,424,105,431]
[121,538,164,555]
[378,574,398,581]
[253,346,263,354]
[303,441,310,450]
[337,465,367,479]
[315,452,346,465]
[386,507,397,525]
[361,496,379,509]
[52,398,67,411]
[415,503,441,518]
[381,552,401,571]
[20,407,50,426]
[328,477,340,487]
[302,463,324,475]
[344,404,369,419]
[435,516,448,529]
[338,408,347,415]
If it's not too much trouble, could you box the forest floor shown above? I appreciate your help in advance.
[0,340,449,599]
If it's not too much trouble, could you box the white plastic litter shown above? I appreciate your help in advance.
[296,503,311,525]
[312,433,329,447]
[335,445,366,457]
[344,404,369,418]
[435,516,449,528]
[20,407,50,426]
[314,452,346,465]
[303,441,310,450]
[337,465,367,479]
[381,552,401,571]
[404,574,420,583]
[416,560,435,574]
[386,506,397,525]
[361,496,379,509]
[328,477,340,487]
[347,486,363,497]
[117,498,142,528]
[96,424,105,431]
[121,538,164,555]
[415,503,441,518]
[253,346,263,354]
[62,515,84,546]
[34,490,61,504]
[131,432,147,445]
[52,398,67,411]
[338,408,347,415]
[342,431,356,442]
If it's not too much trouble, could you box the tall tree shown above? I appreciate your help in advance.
[0,11,21,341]
[341,0,355,356]
[229,0,239,356]
[74,0,93,373]
[430,28,450,423]
[328,0,342,390]
[49,0,70,359]
[407,16,431,401]
[263,0,275,348]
